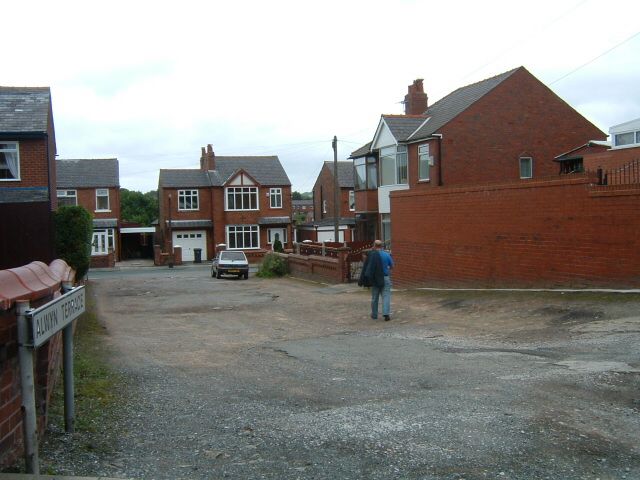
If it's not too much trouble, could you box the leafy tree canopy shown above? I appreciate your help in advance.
[292,191,312,200]
[54,205,93,279]
[121,189,158,226]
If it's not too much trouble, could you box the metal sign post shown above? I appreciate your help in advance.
[16,285,86,473]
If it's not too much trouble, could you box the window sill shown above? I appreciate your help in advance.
[178,209,200,212]
[0,178,21,182]
[418,179,430,183]
[95,209,112,213]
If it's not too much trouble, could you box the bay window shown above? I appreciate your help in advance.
[354,156,377,190]
[379,145,407,186]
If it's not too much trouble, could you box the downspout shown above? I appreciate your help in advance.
[432,134,443,186]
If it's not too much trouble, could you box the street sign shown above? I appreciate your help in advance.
[28,286,85,347]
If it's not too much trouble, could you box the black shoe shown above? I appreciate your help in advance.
[371,314,377,320]
[384,315,391,321]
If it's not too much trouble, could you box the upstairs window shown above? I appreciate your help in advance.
[519,157,533,179]
[613,129,640,148]
[379,145,407,186]
[349,190,355,211]
[178,189,199,211]
[418,144,431,181]
[96,188,110,211]
[0,142,19,180]
[269,188,282,208]
[354,156,377,190]
[226,186,258,210]
[57,189,77,207]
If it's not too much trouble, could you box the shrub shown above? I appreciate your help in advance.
[54,206,93,279]
[273,238,284,253]
[256,252,288,278]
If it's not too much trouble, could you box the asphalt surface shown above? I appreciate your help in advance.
[40,266,640,479]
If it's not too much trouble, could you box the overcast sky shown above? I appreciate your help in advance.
[5,0,639,192]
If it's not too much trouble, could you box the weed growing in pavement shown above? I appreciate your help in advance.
[47,284,125,434]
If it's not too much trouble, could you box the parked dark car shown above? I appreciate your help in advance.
[211,250,249,279]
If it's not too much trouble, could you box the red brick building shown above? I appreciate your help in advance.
[298,161,355,242]
[350,67,606,243]
[0,87,57,269]
[56,158,121,265]
[158,145,292,261]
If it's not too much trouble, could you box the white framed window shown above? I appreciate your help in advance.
[349,190,355,211]
[178,189,199,211]
[613,130,640,148]
[381,213,391,245]
[380,145,408,186]
[322,200,327,214]
[57,189,77,207]
[267,228,287,244]
[520,157,533,179]
[92,228,115,255]
[418,144,431,181]
[226,224,259,249]
[96,188,110,211]
[269,188,282,208]
[226,187,258,210]
[0,142,20,181]
[354,156,378,190]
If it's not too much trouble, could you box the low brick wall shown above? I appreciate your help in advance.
[0,260,75,468]
[284,252,349,283]
[90,250,115,269]
[154,245,183,266]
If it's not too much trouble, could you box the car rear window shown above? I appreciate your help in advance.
[221,251,247,261]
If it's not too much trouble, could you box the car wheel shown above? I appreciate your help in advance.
[237,274,243,279]
[244,272,249,280]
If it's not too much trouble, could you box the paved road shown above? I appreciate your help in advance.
[43,268,640,479]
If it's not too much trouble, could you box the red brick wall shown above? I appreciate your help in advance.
[14,139,50,188]
[391,175,640,288]
[313,164,354,220]
[75,187,120,219]
[410,68,606,188]
[583,146,640,172]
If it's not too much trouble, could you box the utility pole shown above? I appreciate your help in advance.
[332,136,339,242]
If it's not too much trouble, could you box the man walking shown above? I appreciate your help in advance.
[361,240,394,321]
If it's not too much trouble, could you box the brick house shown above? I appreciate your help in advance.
[56,158,121,266]
[299,161,354,242]
[350,67,606,243]
[158,144,292,261]
[292,199,313,224]
[0,87,57,269]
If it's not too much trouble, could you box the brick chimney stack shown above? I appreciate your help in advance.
[404,79,428,115]
[200,144,215,171]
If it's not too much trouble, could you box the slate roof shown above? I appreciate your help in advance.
[325,161,354,188]
[0,187,49,203]
[383,115,428,142]
[57,158,120,188]
[209,156,291,186]
[159,156,291,188]
[258,216,291,225]
[350,142,372,158]
[350,67,521,155]
[407,67,519,141]
[0,87,51,134]
[158,169,211,188]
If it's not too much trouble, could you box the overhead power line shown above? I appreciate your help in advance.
[549,29,640,85]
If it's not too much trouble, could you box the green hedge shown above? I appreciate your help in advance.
[256,253,288,278]
[54,206,93,279]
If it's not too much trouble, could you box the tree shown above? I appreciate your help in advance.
[54,205,93,280]
[292,191,303,200]
[120,189,158,225]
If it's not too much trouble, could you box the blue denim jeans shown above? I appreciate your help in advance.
[371,276,391,318]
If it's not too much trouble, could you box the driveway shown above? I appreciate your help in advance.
[43,267,640,479]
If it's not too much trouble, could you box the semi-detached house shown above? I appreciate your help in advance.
[350,66,606,244]
[158,145,292,261]
[56,158,121,265]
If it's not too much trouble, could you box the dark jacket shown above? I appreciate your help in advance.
[358,250,385,288]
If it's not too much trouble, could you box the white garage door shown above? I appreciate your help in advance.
[173,230,207,261]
